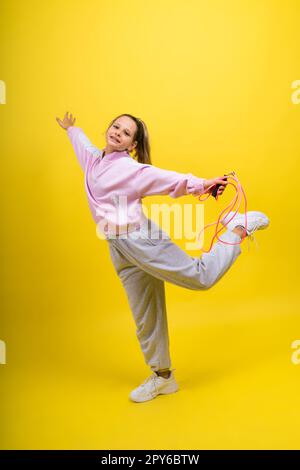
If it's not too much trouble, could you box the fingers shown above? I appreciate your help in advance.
[215,182,228,194]
[216,183,227,196]
[216,177,228,185]
[205,177,228,188]
[64,111,76,125]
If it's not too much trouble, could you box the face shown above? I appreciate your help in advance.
[105,116,138,154]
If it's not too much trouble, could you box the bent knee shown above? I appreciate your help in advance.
[193,280,212,291]
[195,276,215,290]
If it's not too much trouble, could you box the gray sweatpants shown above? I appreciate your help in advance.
[106,217,242,372]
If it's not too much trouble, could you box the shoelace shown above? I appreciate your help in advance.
[139,374,162,397]
[140,369,176,390]
[139,375,158,395]
[246,224,260,252]
[196,171,258,253]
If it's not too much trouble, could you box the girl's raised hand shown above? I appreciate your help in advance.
[56,112,76,130]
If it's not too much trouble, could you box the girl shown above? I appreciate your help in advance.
[56,112,269,403]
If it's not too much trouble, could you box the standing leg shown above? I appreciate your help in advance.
[108,242,172,373]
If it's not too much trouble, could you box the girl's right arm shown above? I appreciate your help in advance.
[56,112,102,171]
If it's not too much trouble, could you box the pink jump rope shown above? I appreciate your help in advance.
[196,171,258,253]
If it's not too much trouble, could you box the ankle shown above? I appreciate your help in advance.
[232,225,247,239]
[156,369,171,379]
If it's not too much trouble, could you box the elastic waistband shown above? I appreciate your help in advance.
[103,222,141,237]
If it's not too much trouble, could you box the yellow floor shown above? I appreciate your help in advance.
[1,293,299,450]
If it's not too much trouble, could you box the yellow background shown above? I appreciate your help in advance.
[1,0,299,449]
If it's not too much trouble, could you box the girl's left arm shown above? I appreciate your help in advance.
[134,163,207,199]
[134,163,229,199]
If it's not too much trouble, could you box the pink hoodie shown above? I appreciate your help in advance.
[67,126,206,237]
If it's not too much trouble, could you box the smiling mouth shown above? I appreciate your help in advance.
[110,135,120,143]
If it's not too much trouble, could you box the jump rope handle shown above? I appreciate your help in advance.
[211,174,229,199]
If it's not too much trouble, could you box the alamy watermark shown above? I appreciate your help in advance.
[95,196,207,251]
[0,80,6,104]
[291,80,300,104]
[0,340,6,364]
[291,339,300,365]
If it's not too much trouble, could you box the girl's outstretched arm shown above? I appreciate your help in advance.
[56,112,102,171]
[134,163,228,199]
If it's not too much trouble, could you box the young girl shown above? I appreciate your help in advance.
[56,112,269,403]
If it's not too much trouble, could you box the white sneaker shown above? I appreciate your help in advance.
[221,210,270,251]
[129,369,179,403]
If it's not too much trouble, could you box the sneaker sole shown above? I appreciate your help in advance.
[129,385,179,403]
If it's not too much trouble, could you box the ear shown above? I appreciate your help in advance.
[129,141,138,151]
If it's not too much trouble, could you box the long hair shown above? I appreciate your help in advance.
[105,113,152,164]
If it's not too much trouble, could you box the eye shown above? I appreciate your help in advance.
[113,124,130,136]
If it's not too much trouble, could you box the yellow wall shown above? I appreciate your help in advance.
[0,0,299,449]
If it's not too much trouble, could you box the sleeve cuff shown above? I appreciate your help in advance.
[186,174,206,196]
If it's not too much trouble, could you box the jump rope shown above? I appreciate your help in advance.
[196,171,259,253]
